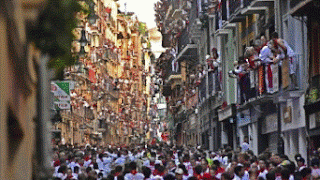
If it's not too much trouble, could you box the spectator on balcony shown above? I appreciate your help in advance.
[259,33,286,94]
[211,48,222,91]
[230,56,250,103]
[244,47,260,70]
[196,64,204,86]
[207,55,215,72]
[170,48,179,73]
[245,46,262,97]
[207,48,220,72]
[270,32,297,90]
[255,35,268,54]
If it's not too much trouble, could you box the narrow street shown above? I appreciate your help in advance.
[1,0,320,179]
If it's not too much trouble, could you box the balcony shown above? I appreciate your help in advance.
[241,6,268,15]
[237,54,304,108]
[241,0,273,15]
[176,43,198,64]
[228,0,246,23]
[290,0,314,16]
[228,0,274,23]
[208,71,221,97]
[166,63,182,89]
[243,0,274,8]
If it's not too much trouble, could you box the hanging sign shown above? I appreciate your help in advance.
[51,81,74,110]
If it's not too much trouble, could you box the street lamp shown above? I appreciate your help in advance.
[79,46,86,58]
[79,29,88,58]
[79,29,88,46]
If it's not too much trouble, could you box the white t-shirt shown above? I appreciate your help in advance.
[258,169,268,180]
[312,168,320,178]
[124,172,145,180]
[241,142,249,152]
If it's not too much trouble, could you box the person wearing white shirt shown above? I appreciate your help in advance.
[115,156,126,166]
[124,162,145,180]
[241,137,249,152]
[222,155,229,167]
[174,168,184,180]
[103,156,112,175]
[258,160,268,180]
[97,154,105,170]
[233,164,249,180]
[259,43,279,94]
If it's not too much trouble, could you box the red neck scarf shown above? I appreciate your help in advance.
[153,169,164,176]
[84,156,90,161]
[215,167,225,174]
[194,173,202,180]
[131,170,138,175]
[153,169,158,176]
[54,160,61,167]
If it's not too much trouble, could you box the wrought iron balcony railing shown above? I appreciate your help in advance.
[237,54,303,106]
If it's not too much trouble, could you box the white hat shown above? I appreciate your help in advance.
[155,160,163,165]
[237,163,244,167]
[175,168,184,175]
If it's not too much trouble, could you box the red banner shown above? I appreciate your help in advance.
[89,69,96,83]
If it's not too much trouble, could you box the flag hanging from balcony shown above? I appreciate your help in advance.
[89,69,96,83]
[106,7,111,14]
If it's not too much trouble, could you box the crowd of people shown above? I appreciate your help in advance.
[52,143,320,180]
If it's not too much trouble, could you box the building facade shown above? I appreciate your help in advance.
[57,0,153,147]
[156,0,317,162]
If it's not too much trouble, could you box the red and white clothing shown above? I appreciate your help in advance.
[215,167,225,179]
[258,169,268,180]
[124,170,145,180]
[183,161,193,176]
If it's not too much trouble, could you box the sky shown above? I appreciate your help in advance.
[118,0,165,57]
[118,0,159,29]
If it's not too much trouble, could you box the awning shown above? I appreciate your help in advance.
[218,104,236,121]
[290,0,313,16]
[175,44,198,63]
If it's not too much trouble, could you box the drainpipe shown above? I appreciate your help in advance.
[37,54,54,179]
